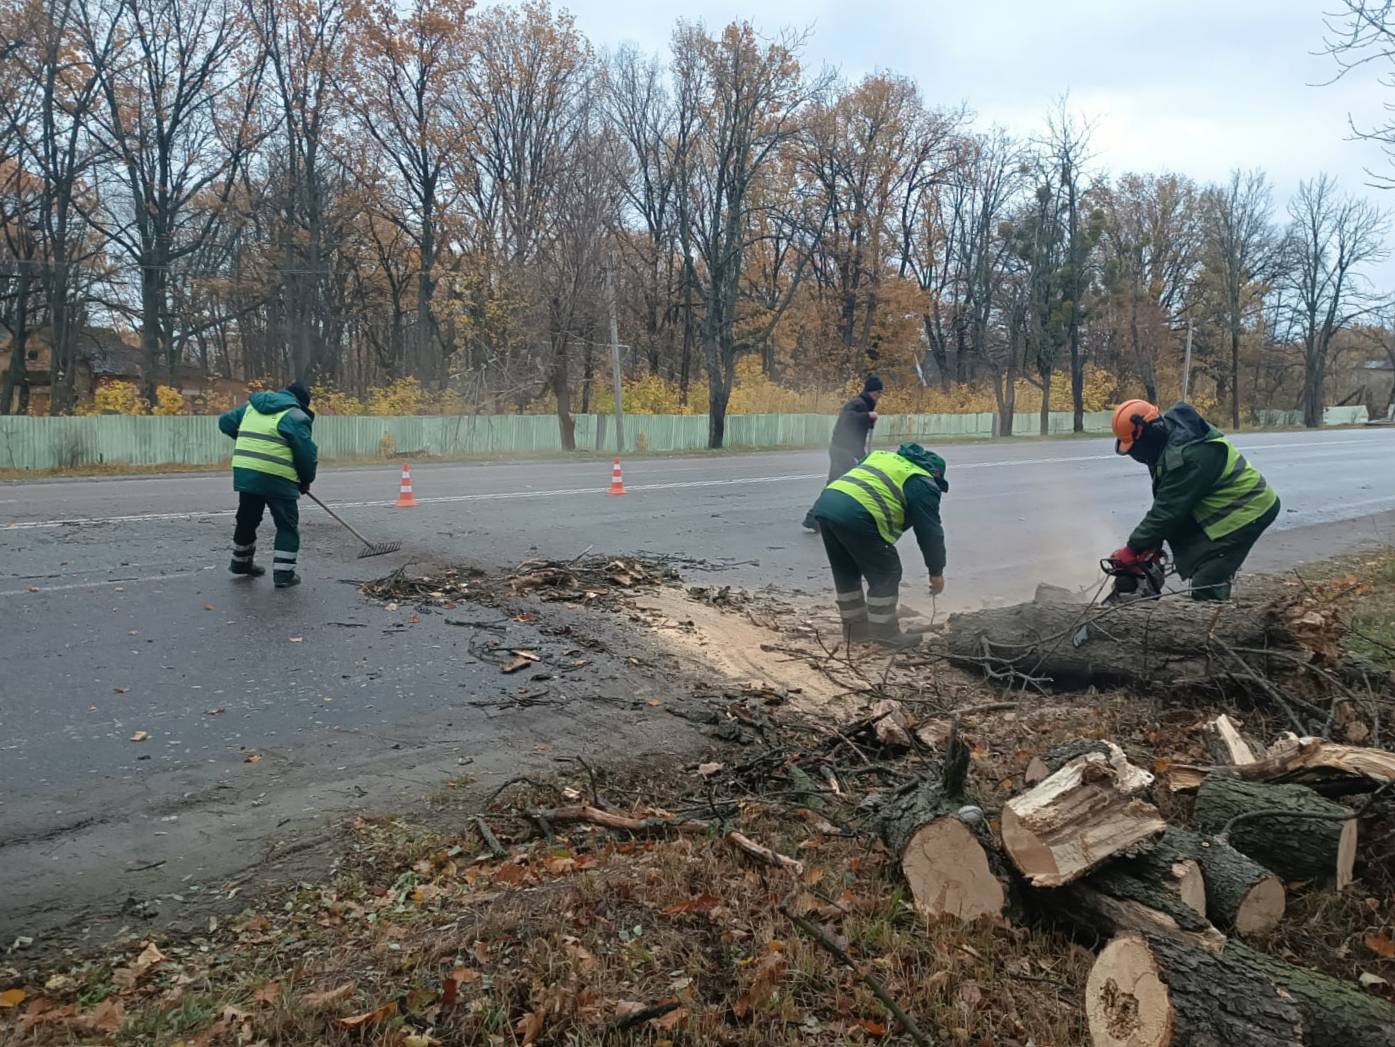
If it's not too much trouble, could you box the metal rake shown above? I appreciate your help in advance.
[307,492,403,558]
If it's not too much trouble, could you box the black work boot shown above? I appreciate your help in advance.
[229,561,266,578]
[872,629,922,651]
[274,572,301,589]
[842,619,870,644]
[802,512,819,533]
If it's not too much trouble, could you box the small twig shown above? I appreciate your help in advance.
[609,1001,681,1031]
[474,815,506,858]
[780,905,934,1046]
[559,755,609,809]
[529,812,556,844]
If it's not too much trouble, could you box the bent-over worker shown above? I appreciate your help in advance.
[803,374,884,531]
[1110,400,1279,601]
[812,442,948,650]
[218,382,318,588]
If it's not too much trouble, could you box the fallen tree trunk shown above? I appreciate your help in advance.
[1087,931,1395,1047]
[1003,749,1165,887]
[877,779,1011,921]
[1190,777,1356,889]
[946,589,1288,692]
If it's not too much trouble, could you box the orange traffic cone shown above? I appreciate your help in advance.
[607,456,627,496]
[394,463,418,508]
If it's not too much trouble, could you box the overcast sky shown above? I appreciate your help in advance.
[551,0,1395,270]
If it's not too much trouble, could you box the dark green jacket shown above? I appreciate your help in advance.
[218,390,318,500]
[1127,403,1228,551]
[815,475,947,575]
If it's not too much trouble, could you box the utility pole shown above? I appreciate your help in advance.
[606,259,625,455]
[1180,318,1194,402]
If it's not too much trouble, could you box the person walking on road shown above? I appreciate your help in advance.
[812,442,948,650]
[1108,400,1279,601]
[803,374,884,531]
[218,382,318,588]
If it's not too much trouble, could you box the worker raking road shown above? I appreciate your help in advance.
[218,382,319,588]
[803,374,884,532]
[812,442,948,650]
[1109,400,1279,601]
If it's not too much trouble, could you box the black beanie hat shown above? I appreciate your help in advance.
[287,381,312,409]
[863,374,884,393]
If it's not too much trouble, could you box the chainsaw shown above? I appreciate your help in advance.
[1100,548,1167,606]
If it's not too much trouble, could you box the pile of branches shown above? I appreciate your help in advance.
[359,564,482,605]
[508,555,677,606]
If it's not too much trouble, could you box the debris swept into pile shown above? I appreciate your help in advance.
[360,555,678,611]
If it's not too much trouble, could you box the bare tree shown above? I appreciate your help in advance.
[675,21,824,448]
[1284,173,1389,427]
[1200,169,1280,427]
[1320,2,1395,187]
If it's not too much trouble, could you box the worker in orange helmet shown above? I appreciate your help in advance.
[1109,400,1280,601]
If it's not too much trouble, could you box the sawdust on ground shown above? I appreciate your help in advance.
[635,588,872,715]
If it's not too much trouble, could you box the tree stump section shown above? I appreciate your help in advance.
[1087,931,1395,1047]
[877,780,1009,921]
[1191,777,1356,889]
[1003,750,1165,887]
[1087,932,1303,1047]
[1087,828,1207,920]
[946,590,1285,691]
[1164,828,1285,936]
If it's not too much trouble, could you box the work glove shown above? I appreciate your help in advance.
[299,481,311,495]
[1109,546,1156,568]
[928,575,945,595]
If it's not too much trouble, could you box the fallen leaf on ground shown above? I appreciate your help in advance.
[252,981,281,1004]
[0,989,26,1009]
[860,1018,887,1036]
[206,707,225,716]
[655,1007,688,1030]
[1365,933,1395,959]
[696,762,723,777]
[301,983,355,1010]
[1360,971,1390,989]
[663,894,721,916]
[515,1010,543,1045]
[289,636,304,643]
[203,604,215,611]
[408,614,420,625]
[244,752,262,764]
[129,731,149,742]
[338,1001,397,1027]
[78,998,124,1034]
[500,656,532,674]
[113,687,129,694]
[647,699,661,707]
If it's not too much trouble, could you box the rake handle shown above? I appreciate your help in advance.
[306,491,377,550]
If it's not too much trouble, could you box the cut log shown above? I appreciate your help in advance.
[946,588,1285,692]
[1161,828,1286,937]
[1042,882,1225,953]
[1087,931,1395,1047]
[1003,750,1166,887]
[1091,828,1207,920]
[877,778,1010,921]
[1191,777,1356,889]
[1202,713,1264,766]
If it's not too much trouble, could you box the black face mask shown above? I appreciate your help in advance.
[1126,420,1167,467]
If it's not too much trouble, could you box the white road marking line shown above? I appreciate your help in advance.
[2,434,1387,531]
[0,566,214,596]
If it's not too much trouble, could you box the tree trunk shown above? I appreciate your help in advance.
[1,264,31,415]
[1230,320,1242,430]
[1191,776,1356,889]
[1038,369,1052,436]
[1088,931,1395,1047]
[945,586,1286,692]
[1040,880,1224,954]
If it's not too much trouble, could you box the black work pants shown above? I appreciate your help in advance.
[818,514,903,637]
[232,492,300,577]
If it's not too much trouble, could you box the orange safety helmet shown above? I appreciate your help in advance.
[1111,400,1161,453]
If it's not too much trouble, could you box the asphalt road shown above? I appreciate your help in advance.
[2,428,1393,945]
